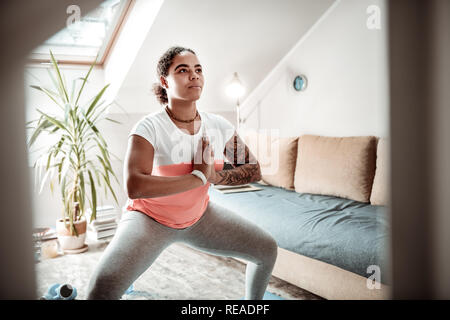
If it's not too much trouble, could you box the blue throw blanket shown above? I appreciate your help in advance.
[208,183,391,285]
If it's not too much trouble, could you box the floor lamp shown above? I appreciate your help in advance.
[226,72,245,133]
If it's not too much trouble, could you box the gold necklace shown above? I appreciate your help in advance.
[165,105,199,123]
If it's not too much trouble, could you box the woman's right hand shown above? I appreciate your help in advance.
[192,134,214,180]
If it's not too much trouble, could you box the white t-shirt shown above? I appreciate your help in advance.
[125,108,235,229]
[128,108,235,169]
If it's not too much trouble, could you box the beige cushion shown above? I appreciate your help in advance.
[294,135,377,202]
[243,131,298,190]
[370,138,389,206]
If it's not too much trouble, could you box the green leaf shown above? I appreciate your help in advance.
[29,85,64,110]
[97,148,119,185]
[64,103,71,124]
[104,117,122,124]
[49,50,69,103]
[79,171,85,218]
[46,67,65,106]
[79,101,110,136]
[67,153,77,169]
[94,170,101,185]
[27,118,51,148]
[49,126,60,134]
[96,155,110,176]
[101,171,119,205]
[74,59,96,107]
[70,78,77,104]
[36,109,73,139]
[88,170,97,223]
[62,72,69,101]
[74,105,80,129]
[53,136,66,158]
[61,175,67,209]
[92,126,108,148]
[86,84,110,118]
[90,103,111,125]
[50,178,54,195]
[98,146,112,170]
[79,111,108,149]
[57,160,63,184]
[45,150,53,171]
[87,198,93,213]
[30,84,59,99]
[26,119,38,126]
[59,151,72,183]
[61,133,74,144]
[39,166,55,194]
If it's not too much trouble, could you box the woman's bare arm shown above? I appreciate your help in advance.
[211,131,262,185]
[124,135,203,199]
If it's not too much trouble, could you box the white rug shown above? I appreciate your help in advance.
[35,235,323,300]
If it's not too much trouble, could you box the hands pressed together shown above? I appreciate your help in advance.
[192,132,217,183]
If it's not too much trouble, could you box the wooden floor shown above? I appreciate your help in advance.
[35,235,323,300]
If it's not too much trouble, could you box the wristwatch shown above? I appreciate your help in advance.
[191,170,207,185]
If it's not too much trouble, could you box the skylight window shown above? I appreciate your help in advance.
[29,0,132,65]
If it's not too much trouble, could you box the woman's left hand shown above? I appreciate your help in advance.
[207,145,218,184]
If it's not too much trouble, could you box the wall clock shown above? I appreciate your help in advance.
[293,75,308,91]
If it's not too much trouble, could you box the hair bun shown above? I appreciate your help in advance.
[152,82,168,105]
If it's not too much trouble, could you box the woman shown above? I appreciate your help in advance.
[86,46,278,300]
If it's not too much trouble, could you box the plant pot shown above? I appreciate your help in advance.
[56,218,87,251]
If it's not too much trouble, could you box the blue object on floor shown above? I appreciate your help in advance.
[125,284,134,294]
[262,291,284,300]
[43,283,60,300]
[42,283,77,300]
[240,291,285,300]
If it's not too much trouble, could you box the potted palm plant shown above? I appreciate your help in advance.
[26,51,121,252]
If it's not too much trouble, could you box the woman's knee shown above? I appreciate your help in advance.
[257,234,278,267]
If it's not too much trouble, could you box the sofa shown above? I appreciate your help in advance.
[207,133,391,300]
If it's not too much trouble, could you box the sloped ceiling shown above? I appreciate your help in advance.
[114,0,335,113]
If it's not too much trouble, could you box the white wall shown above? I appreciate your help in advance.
[117,0,334,113]
[241,0,389,138]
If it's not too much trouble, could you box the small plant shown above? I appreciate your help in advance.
[26,51,121,235]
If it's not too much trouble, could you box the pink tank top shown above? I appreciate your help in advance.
[126,109,234,229]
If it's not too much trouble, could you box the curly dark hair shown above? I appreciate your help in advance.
[152,46,197,105]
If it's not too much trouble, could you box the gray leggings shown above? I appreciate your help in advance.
[86,201,278,300]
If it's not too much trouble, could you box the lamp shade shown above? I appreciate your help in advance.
[226,72,245,99]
